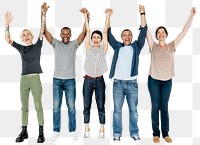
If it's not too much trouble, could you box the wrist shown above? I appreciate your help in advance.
[140,12,145,15]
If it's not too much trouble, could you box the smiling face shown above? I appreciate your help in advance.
[155,26,168,41]
[20,29,33,45]
[121,29,133,46]
[156,28,167,41]
[60,28,71,44]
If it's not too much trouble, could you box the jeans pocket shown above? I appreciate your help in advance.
[113,79,119,88]
[131,82,138,89]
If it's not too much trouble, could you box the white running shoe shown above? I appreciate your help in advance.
[99,131,105,138]
[51,132,60,141]
[84,131,90,138]
[71,131,78,140]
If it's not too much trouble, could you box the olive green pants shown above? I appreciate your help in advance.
[20,74,44,126]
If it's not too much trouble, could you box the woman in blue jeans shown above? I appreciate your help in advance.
[80,8,112,138]
[146,7,196,143]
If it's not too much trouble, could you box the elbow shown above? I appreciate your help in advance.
[5,37,9,43]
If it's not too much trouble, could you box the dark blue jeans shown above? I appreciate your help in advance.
[148,75,172,138]
[53,78,76,133]
[83,76,106,124]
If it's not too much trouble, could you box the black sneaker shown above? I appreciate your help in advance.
[132,136,141,142]
[113,136,120,142]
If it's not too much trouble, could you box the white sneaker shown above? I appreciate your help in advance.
[51,132,59,141]
[84,131,90,138]
[99,132,105,138]
[71,131,78,140]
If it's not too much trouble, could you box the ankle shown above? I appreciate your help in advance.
[85,124,90,132]
[99,126,105,133]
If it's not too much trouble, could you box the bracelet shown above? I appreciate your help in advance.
[140,12,145,15]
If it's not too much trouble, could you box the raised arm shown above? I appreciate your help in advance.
[42,2,53,44]
[80,8,90,48]
[139,5,147,27]
[103,8,113,52]
[39,2,49,40]
[5,12,13,45]
[174,7,196,48]
[146,29,154,51]
[137,5,147,51]
[107,9,119,50]
[77,8,90,45]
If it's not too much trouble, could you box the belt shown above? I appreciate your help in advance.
[83,75,103,79]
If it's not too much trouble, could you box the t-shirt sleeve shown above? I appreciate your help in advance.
[169,41,175,52]
[73,39,79,50]
[35,38,43,49]
[52,38,59,48]
[12,41,24,53]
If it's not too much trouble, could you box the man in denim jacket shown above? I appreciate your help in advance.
[107,5,147,142]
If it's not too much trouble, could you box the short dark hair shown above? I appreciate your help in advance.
[91,30,103,40]
[155,26,168,40]
[121,29,132,37]
[61,27,71,34]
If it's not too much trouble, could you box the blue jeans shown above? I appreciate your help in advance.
[53,78,76,132]
[83,76,106,124]
[148,75,172,138]
[113,79,139,137]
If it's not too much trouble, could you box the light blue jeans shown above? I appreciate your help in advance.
[113,79,139,138]
[53,78,76,133]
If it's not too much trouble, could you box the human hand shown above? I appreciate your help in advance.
[139,5,145,13]
[41,2,50,15]
[191,7,196,16]
[79,7,87,14]
[80,8,90,20]
[105,8,113,16]
[5,12,13,26]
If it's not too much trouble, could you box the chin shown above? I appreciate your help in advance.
[63,40,69,44]
[25,42,32,45]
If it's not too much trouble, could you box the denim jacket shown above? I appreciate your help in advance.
[108,25,147,79]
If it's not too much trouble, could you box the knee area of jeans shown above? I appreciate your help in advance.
[129,108,138,113]
[131,113,138,118]
[113,110,122,115]
[68,103,75,109]
[152,106,160,111]
[98,110,105,114]
[53,100,61,108]
[68,107,76,113]
[97,106,105,111]
[53,107,61,113]
[160,107,168,112]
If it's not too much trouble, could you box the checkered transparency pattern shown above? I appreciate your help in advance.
[0,0,199,145]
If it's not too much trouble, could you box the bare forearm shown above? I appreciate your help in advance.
[39,13,46,40]
[140,14,147,27]
[5,24,10,40]
[84,14,89,33]
[175,13,195,47]
[182,14,194,34]
[104,15,110,33]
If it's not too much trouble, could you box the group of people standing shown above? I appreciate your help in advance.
[4,2,196,144]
